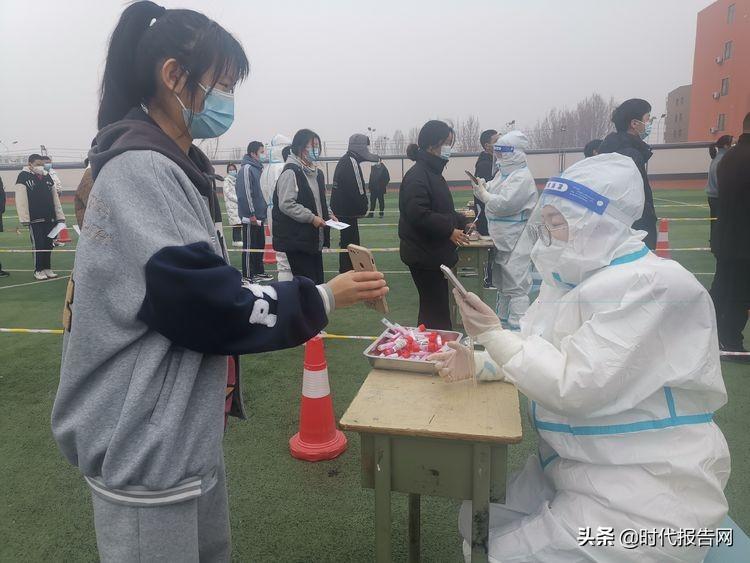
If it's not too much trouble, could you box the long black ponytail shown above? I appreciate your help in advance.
[98,1,249,129]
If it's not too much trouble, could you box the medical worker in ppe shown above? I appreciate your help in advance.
[430,153,730,562]
[472,130,538,330]
[260,134,293,281]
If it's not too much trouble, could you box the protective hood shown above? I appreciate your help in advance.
[494,130,529,176]
[526,153,647,290]
[268,133,291,164]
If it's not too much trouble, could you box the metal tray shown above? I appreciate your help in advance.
[363,327,464,375]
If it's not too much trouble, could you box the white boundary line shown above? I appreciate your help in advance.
[0,274,70,291]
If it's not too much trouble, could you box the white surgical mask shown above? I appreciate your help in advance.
[439,145,452,160]
[32,165,45,175]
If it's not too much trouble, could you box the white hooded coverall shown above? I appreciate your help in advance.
[460,154,730,562]
[483,131,538,329]
[259,134,292,281]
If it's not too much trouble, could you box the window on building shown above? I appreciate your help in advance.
[728,3,735,24]
[724,40,733,60]
[717,113,726,131]
[721,77,730,96]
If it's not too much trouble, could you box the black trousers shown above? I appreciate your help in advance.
[231,225,242,243]
[29,221,53,272]
[241,223,265,278]
[286,250,324,284]
[369,190,385,215]
[409,267,452,330]
[710,258,750,349]
[337,216,360,273]
[708,197,719,248]
[0,213,4,232]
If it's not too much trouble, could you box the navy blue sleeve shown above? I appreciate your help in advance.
[137,242,328,355]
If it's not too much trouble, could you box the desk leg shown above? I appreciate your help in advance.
[374,435,392,563]
[408,493,420,562]
[471,443,491,563]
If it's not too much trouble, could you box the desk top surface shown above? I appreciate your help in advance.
[339,369,523,444]
[459,238,495,249]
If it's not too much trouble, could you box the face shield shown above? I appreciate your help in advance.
[518,154,647,290]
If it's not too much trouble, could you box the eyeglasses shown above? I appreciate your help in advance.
[533,222,568,246]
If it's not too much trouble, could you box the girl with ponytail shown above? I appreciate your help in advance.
[51,3,387,560]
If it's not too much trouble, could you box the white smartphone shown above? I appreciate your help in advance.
[440,264,469,299]
[348,244,389,314]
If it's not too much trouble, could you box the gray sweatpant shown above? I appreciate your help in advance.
[91,459,230,562]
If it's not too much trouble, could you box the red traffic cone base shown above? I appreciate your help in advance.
[262,223,276,265]
[58,227,72,243]
[655,218,671,259]
[289,336,347,462]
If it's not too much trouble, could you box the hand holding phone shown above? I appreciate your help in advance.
[348,244,389,313]
[440,264,469,298]
[465,170,479,184]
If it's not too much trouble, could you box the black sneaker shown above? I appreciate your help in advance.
[0,270,9,278]
[366,213,374,219]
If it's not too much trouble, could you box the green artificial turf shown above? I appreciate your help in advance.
[0,190,747,562]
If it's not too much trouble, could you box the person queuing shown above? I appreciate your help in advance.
[583,138,602,158]
[598,98,658,249]
[472,131,538,330]
[367,158,390,218]
[706,135,733,248]
[399,120,469,330]
[0,176,7,277]
[223,162,242,248]
[473,128,498,237]
[236,141,272,282]
[260,134,293,281]
[41,156,63,196]
[50,4,388,561]
[433,154,729,562]
[15,153,66,280]
[272,129,333,284]
[710,115,750,358]
[331,133,379,273]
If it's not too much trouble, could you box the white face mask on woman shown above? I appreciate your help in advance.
[439,145,452,160]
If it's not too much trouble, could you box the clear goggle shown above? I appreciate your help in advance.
[533,222,569,246]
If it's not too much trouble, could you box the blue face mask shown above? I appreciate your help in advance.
[176,83,234,139]
[636,120,653,141]
[228,170,237,177]
[307,147,321,161]
[440,145,452,160]
[43,163,52,171]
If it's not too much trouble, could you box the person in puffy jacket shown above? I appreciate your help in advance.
[223,162,241,247]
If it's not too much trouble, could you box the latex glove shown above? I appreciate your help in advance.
[428,343,506,383]
[428,341,474,382]
[472,178,490,203]
[453,289,502,338]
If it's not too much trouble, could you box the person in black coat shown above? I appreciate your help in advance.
[367,159,390,218]
[399,120,469,330]
[331,133,379,273]
[710,115,750,356]
[0,176,7,276]
[597,98,658,249]
[473,129,498,237]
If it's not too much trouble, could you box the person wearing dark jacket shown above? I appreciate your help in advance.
[399,120,469,330]
[597,98,658,249]
[0,176,7,276]
[367,158,391,218]
[331,133,379,273]
[236,141,272,282]
[710,116,750,357]
[50,5,387,561]
[15,153,66,279]
[706,135,732,248]
[474,129,498,237]
[272,129,332,284]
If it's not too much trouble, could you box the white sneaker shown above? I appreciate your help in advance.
[232,241,243,248]
[34,271,48,280]
[44,269,59,279]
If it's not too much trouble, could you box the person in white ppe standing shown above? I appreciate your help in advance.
[472,130,538,330]
[260,134,293,281]
[430,153,730,562]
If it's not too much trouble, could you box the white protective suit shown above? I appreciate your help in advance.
[459,154,730,562]
[481,131,538,329]
[259,134,292,281]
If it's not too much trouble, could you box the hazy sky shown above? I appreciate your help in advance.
[0,0,713,159]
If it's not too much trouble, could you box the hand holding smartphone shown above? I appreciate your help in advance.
[348,244,389,313]
[440,264,469,298]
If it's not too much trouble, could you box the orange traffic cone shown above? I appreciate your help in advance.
[655,218,671,259]
[262,223,276,265]
[289,336,348,461]
[58,227,72,243]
